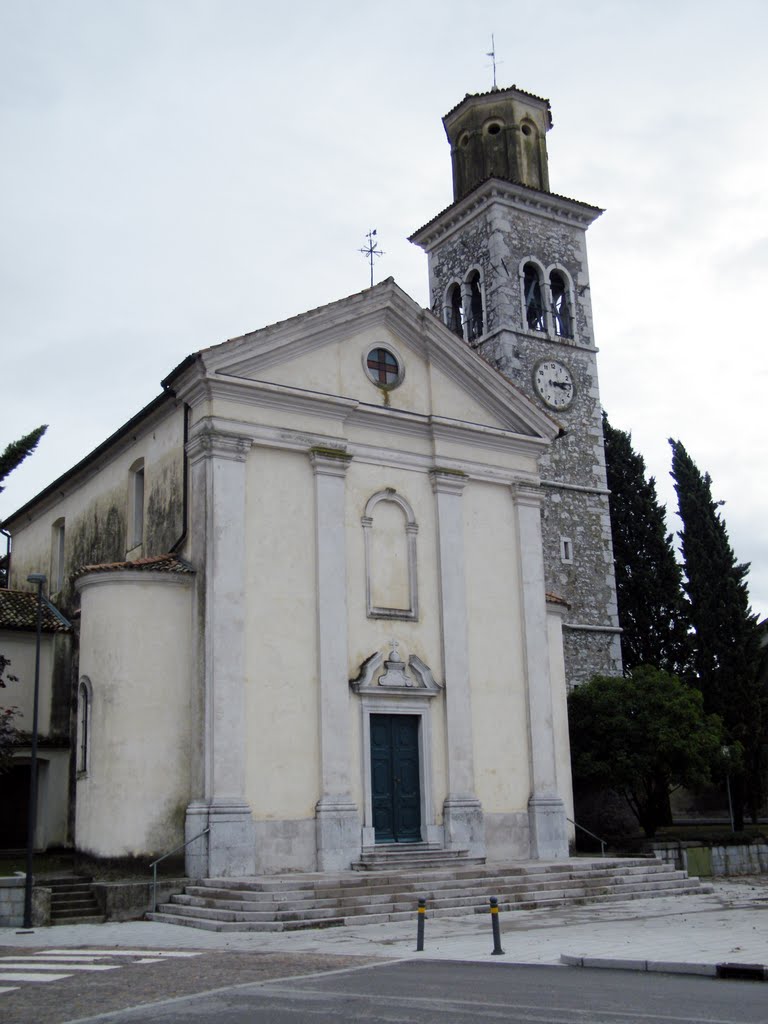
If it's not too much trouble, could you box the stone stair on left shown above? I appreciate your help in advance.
[44,876,106,925]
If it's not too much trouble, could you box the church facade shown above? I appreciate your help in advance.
[3,85,619,876]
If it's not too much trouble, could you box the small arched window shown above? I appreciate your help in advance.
[446,283,464,338]
[77,677,92,776]
[550,270,573,339]
[523,263,545,332]
[467,271,484,340]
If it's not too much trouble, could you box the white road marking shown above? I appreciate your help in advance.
[38,948,202,958]
[0,972,71,983]
[0,948,204,997]
[0,961,120,972]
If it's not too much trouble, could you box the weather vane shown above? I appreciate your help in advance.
[359,229,384,288]
[486,34,502,90]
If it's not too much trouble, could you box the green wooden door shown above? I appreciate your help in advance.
[371,714,421,843]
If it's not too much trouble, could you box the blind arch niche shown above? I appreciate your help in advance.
[362,489,419,621]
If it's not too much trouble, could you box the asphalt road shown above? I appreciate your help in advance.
[58,960,768,1024]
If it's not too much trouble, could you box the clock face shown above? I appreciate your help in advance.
[533,359,575,410]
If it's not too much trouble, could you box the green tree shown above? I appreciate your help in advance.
[568,666,723,837]
[603,414,689,675]
[0,425,47,494]
[669,438,764,827]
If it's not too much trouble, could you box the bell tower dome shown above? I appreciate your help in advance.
[444,85,552,198]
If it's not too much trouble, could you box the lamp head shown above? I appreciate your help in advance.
[27,573,47,586]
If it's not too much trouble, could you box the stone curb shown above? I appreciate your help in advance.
[560,954,768,981]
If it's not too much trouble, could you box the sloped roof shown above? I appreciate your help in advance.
[75,554,195,578]
[0,590,72,633]
[443,85,552,126]
[409,175,602,242]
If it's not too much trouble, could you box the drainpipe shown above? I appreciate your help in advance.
[168,399,190,555]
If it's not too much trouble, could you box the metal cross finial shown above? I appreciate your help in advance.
[486,34,502,91]
[359,229,385,288]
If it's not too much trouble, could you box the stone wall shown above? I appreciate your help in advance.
[654,842,768,876]
[0,878,51,927]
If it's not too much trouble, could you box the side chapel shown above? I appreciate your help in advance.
[1,84,620,875]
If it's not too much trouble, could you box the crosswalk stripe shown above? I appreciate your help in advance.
[0,948,205,997]
[0,972,71,983]
[21,954,107,961]
[0,962,120,972]
[38,948,202,958]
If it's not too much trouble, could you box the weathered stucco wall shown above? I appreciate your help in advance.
[75,571,193,859]
[8,402,185,612]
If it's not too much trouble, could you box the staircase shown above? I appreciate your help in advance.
[44,876,105,925]
[148,856,711,933]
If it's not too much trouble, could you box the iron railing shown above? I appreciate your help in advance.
[567,818,607,857]
[148,827,209,914]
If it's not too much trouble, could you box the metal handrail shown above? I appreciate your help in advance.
[149,827,209,914]
[567,817,607,857]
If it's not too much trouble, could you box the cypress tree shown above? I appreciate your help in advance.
[0,425,47,494]
[603,413,689,675]
[669,438,764,826]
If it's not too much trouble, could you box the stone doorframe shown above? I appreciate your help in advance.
[350,649,443,849]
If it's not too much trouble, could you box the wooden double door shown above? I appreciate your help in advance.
[370,714,421,843]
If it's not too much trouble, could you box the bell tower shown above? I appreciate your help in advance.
[410,85,622,687]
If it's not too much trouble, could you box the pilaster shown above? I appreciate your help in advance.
[513,483,568,858]
[185,427,256,877]
[430,469,485,857]
[310,448,360,870]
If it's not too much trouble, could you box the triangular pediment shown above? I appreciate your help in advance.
[183,278,559,443]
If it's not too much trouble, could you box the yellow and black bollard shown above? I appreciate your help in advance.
[489,896,505,955]
[416,897,426,951]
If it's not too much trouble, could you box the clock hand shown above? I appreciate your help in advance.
[548,380,572,390]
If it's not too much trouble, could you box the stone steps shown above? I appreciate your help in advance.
[43,875,106,926]
[147,857,711,932]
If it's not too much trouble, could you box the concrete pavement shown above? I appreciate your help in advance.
[2,875,767,979]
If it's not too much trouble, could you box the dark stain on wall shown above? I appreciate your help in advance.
[145,461,183,554]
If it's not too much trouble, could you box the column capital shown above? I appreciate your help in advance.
[187,427,252,466]
[430,468,468,496]
[309,446,353,477]
[511,481,544,509]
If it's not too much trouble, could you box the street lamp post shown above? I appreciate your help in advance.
[23,572,46,931]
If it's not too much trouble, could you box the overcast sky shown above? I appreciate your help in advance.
[2,0,766,620]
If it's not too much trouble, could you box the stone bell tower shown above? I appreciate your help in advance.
[410,85,622,686]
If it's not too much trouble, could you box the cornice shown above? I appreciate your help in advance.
[76,570,194,592]
[410,178,602,251]
[194,416,542,487]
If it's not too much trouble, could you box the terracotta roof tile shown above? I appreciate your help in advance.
[75,554,195,577]
[0,590,72,633]
[545,592,570,608]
